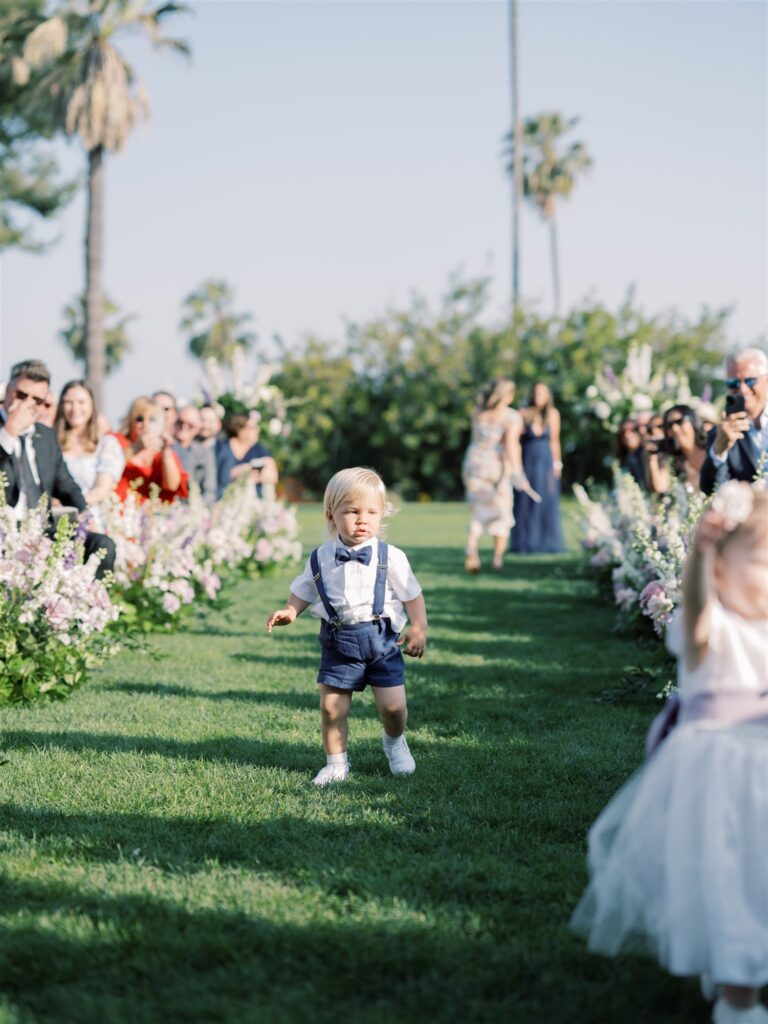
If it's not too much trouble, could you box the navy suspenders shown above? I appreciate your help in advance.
[310,542,389,627]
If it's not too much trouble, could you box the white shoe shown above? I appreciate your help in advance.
[713,998,768,1023]
[312,763,349,786]
[383,734,415,776]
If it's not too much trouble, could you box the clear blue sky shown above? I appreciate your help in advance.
[1,0,766,420]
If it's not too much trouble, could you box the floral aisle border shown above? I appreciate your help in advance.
[0,479,301,705]
[574,468,766,698]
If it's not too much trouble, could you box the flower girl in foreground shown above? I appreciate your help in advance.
[571,481,768,1024]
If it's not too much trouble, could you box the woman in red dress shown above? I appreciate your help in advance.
[115,397,188,503]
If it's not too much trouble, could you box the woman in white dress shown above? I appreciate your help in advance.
[55,380,124,519]
[461,379,538,573]
[571,482,768,1024]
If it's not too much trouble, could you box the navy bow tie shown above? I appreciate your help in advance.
[335,545,372,566]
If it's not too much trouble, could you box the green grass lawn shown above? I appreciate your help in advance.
[0,502,702,1024]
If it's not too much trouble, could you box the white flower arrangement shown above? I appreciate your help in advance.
[576,341,695,433]
[0,498,119,703]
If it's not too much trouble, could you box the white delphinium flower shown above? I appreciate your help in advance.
[711,480,755,531]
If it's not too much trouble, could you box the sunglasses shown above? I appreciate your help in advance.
[725,376,761,390]
[665,418,686,428]
[15,387,47,407]
[176,419,197,429]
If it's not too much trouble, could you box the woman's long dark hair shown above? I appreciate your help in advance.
[664,404,708,450]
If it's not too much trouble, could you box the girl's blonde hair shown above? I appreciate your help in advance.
[716,489,768,556]
[476,378,515,412]
[323,467,399,536]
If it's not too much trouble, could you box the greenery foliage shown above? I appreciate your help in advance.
[271,278,729,498]
[0,0,75,251]
[59,292,134,375]
[181,278,256,368]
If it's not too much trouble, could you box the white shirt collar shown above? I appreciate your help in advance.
[335,536,378,552]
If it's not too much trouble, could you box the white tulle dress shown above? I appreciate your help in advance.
[571,600,768,986]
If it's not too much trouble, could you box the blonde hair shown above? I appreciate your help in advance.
[119,396,158,437]
[476,378,515,412]
[717,489,768,557]
[323,467,399,536]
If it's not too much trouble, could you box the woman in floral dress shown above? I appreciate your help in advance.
[462,379,538,572]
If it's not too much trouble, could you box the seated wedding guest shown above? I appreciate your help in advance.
[36,388,57,428]
[701,347,768,494]
[173,404,217,506]
[0,359,115,577]
[616,417,646,488]
[647,404,708,494]
[55,379,124,508]
[152,390,178,435]
[115,396,188,503]
[647,413,665,441]
[215,410,278,500]
[198,403,222,447]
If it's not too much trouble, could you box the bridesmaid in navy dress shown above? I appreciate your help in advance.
[511,382,564,553]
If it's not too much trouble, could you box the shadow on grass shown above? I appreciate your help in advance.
[100,681,318,709]
[0,844,701,1024]
[0,870,700,1024]
[408,545,580,581]
[2,729,318,770]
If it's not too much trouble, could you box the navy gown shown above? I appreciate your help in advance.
[510,424,563,553]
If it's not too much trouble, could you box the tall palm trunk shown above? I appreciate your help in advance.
[549,217,561,316]
[508,0,521,308]
[84,144,105,407]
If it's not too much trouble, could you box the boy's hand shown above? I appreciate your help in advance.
[399,625,427,658]
[267,607,297,632]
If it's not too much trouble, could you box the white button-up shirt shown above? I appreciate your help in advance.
[0,409,40,520]
[289,537,422,631]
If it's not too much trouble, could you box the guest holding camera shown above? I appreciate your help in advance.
[646,405,708,494]
[616,417,646,488]
[215,411,278,500]
[114,397,188,503]
[700,348,768,494]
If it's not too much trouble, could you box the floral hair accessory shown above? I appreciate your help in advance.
[711,480,754,531]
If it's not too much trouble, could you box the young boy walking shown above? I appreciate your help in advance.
[267,467,428,785]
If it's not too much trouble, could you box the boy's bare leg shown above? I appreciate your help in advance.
[372,685,408,738]
[492,534,506,568]
[319,684,352,754]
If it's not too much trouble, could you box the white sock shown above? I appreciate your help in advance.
[326,751,348,766]
[382,732,404,749]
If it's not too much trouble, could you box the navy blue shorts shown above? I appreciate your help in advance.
[316,619,405,692]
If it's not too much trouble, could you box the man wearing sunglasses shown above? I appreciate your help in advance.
[0,358,116,578]
[700,348,768,494]
[172,404,217,506]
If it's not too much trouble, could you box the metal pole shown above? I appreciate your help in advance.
[509,0,522,308]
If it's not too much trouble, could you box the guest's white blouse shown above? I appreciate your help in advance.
[63,433,125,498]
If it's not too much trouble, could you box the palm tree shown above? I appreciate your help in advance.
[505,112,592,316]
[0,0,76,251]
[60,292,133,375]
[16,1,189,407]
[180,279,256,369]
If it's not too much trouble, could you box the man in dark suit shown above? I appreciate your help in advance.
[0,358,116,577]
[700,348,768,495]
